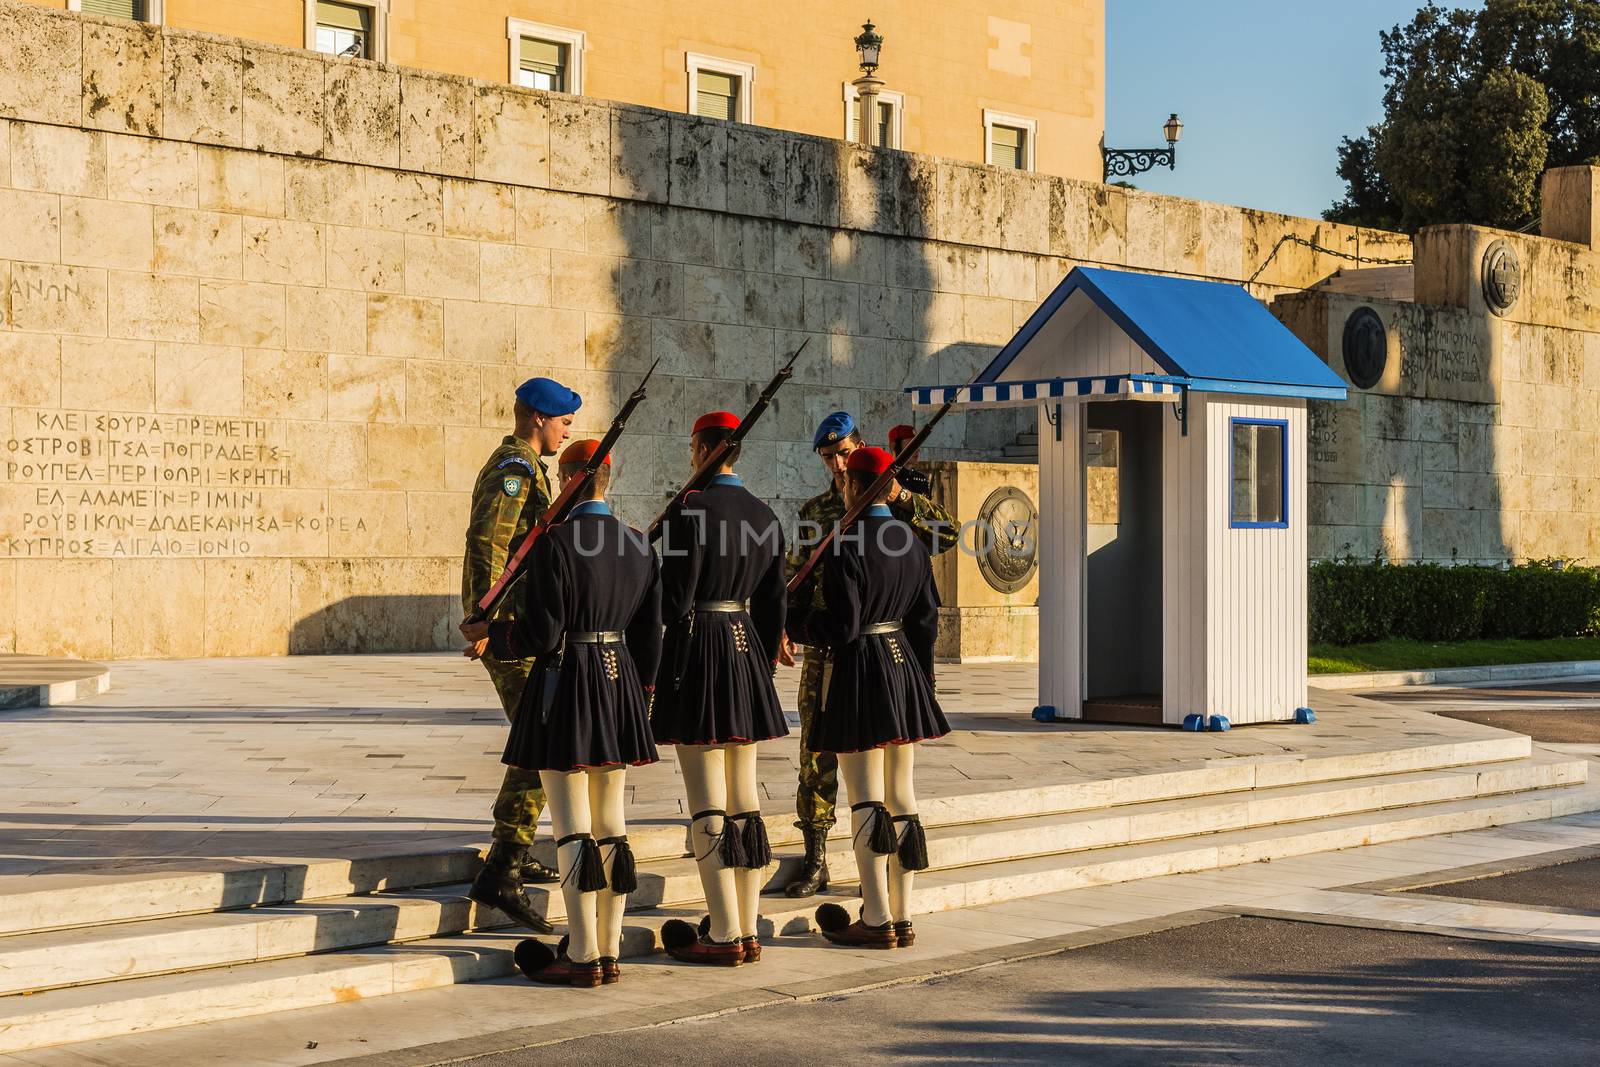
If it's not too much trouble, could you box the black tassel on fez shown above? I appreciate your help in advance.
[600,835,638,894]
[733,810,771,869]
[893,814,930,871]
[558,833,608,892]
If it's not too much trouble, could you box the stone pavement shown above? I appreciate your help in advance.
[8,805,1599,1067]
[0,654,1526,881]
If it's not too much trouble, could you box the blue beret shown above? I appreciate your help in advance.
[813,411,855,451]
[515,377,582,417]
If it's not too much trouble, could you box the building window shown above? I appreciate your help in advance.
[1229,418,1289,529]
[70,0,163,21]
[983,110,1037,171]
[307,1,387,62]
[685,53,755,124]
[507,19,586,94]
[842,83,904,148]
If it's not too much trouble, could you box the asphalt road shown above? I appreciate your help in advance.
[458,917,1600,1066]
[1414,855,1600,911]
[1364,678,1600,743]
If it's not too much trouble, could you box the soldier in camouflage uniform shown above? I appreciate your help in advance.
[781,411,957,898]
[459,376,581,931]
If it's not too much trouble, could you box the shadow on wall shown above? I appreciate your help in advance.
[289,595,459,654]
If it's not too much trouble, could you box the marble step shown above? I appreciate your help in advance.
[0,755,1583,996]
[3,776,1597,1054]
[0,731,1534,938]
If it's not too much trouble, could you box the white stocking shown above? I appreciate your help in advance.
[589,766,629,960]
[839,748,891,927]
[725,742,763,939]
[542,769,598,964]
[678,745,741,943]
[885,743,918,924]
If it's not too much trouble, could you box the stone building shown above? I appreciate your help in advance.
[21,0,1106,181]
[2,1,1593,663]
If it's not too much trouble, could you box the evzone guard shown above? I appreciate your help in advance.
[651,411,790,965]
[462,439,663,988]
[787,446,950,948]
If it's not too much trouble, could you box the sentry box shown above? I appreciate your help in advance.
[910,267,1347,727]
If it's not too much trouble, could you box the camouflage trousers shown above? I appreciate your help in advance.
[794,651,838,834]
[483,657,547,847]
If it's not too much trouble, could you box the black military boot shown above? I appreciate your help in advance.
[470,841,555,934]
[783,826,830,898]
[521,852,559,884]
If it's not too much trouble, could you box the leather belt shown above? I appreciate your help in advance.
[566,630,625,644]
[694,599,749,613]
[860,620,904,636]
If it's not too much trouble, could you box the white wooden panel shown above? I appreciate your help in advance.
[1004,295,1165,383]
[1203,397,1308,723]
[1035,401,1083,718]
[1161,393,1208,724]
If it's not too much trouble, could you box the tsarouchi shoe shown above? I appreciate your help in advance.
[893,920,915,948]
[662,918,744,965]
[814,903,896,949]
[513,939,603,988]
[558,935,621,983]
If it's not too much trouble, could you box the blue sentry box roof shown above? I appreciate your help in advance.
[976,267,1348,399]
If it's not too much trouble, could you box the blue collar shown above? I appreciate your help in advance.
[709,473,743,487]
[569,500,610,517]
[864,505,893,518]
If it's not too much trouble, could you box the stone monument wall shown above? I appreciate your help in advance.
[0,2,1412,657]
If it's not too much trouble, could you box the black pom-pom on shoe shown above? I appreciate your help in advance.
[513,938,556,981]
[815,902,852,933]
[661,918,699,951]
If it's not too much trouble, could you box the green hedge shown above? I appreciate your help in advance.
[1309,559,1600,645]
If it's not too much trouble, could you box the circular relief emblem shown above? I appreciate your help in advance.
[975,485,1039,595]
[1340,306,1388,390]
[1481,238,1521,316]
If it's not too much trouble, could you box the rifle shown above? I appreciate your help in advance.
[785,374,973,594]
[647,338,809,543]
[466,358,661,624]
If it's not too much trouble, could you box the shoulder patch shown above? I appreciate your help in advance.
[502,476,522,498]
[495,456,536,474]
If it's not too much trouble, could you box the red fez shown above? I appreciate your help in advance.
[559,439,610,467]
[888,423,916,445]
[845,446,894,475]
[692,411,740,435]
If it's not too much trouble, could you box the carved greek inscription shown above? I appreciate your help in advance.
[2,411,366,558]
[1394,307,1494,405]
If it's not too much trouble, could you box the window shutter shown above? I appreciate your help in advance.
[849,98,895,147]
[317,1,370,33]
[519,38,566,90]
[81,0,144,17]
[695,70,738,121]
[991,124,1024,169]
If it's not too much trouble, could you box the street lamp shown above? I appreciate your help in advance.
[1102,113,1183,180]
[852,20,885,148]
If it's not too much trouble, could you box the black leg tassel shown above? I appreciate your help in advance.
[558,833,609,892]
[854,801,899,856]
[732,810,770,869]
[599,835,638,894]
[893,814,929,871]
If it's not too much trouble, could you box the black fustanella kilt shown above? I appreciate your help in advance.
[504,644,660,771]
[651,611,789,745]
[807,631,949,754]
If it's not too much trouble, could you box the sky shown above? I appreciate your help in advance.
[1104,0,1481,219]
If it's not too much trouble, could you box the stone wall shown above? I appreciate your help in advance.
[1276,201,1600,565]
[0,2,1412,658]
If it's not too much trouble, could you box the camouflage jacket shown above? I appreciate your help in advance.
[461,436,552,623]
[786,482,958,620]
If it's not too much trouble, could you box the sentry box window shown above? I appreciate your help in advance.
[1229,418,1287,528]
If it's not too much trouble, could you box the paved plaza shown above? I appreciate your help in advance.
[0,654,1535,881]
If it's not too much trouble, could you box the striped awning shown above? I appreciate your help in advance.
[909,374,1184,410]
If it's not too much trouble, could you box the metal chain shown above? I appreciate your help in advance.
[1247,233,1413,286]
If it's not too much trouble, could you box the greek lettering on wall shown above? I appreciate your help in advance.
[3,411,365,558]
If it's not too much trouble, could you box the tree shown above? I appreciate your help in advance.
[1325,0,1599,232]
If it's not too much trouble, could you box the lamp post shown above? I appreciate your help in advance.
[853,20,884,148]
[1101,113,1183,180]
